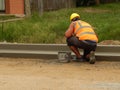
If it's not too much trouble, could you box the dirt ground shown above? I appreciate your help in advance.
[0,58,120,90]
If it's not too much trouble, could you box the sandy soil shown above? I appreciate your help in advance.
[0,58,120,90]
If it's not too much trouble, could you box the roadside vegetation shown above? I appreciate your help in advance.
[0,15,16,20]
[0,2,120,43]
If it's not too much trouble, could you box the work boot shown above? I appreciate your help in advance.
[76,57,85,62]
[71,56,84,62]
[84,58,90,62]
[82,56,89,62]
[89,51,96,64]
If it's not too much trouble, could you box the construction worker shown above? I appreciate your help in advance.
[65,13,98,64]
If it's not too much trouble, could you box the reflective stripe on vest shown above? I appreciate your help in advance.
[74,21,92,34]
[78,32,95,37]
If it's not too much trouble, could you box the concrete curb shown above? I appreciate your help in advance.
[0,43,120,61]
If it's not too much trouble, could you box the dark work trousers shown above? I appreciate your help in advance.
[66,36,97,58]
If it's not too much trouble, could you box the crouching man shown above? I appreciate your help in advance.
[65,13,98,64]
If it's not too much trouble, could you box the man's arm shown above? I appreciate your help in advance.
[65,23,74,38]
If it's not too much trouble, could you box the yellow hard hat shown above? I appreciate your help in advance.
[70,13,80,21]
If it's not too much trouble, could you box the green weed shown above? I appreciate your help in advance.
[0,2,119,43]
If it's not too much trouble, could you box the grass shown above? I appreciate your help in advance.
[0,2,120,43]
[0,15,16,20]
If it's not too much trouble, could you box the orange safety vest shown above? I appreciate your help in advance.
[73,20,98,42]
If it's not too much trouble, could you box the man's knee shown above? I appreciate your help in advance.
[66,36,76,46]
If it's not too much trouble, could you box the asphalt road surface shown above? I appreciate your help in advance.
[0,58,120,90]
